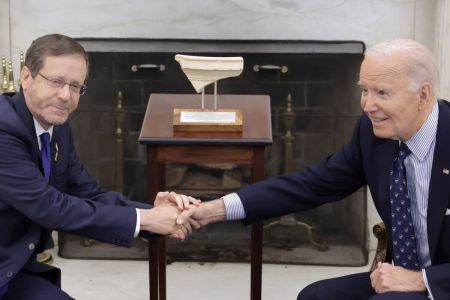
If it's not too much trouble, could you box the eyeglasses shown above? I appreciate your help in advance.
[38,73,87,95]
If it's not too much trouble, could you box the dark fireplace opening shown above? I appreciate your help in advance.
[58,39,368,266]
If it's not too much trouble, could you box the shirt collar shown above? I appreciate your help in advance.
[405,101,439,161]
[33,117,54,141]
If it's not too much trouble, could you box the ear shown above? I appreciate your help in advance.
[417,82,432,111]
[20,66,32,90]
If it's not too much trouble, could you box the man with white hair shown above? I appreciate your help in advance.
[179,39,450,299]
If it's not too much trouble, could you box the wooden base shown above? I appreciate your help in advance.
[173,108,243,132]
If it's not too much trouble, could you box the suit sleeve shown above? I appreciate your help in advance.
[0,127,138,247]
[238,116,367,224]
[425,258,450,299]
[64,128,151,210]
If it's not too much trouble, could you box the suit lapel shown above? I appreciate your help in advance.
[12,91,41,168]
[427,100,450,261]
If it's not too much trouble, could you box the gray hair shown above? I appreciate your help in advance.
[365,39,439,95]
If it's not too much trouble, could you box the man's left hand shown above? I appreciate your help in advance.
[370,262,426,293]
[154,191,201,210]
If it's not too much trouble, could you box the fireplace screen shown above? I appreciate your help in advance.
[58,39,367,266]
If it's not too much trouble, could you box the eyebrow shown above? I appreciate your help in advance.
[47,75,82,86]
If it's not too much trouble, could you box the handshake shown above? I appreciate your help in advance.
[139,191,226,240]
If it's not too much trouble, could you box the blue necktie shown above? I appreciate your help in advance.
[40,132,51,181]
[390,143,420,270]
[0,283,8,297]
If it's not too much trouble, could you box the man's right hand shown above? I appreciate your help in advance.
[139,203,197,240]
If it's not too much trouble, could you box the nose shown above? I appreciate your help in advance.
[57,83,71,101]
[361,92,377,113]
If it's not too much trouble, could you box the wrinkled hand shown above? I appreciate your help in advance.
[139,203,197,241]
[370,262,426,293]
[176,198,227,228]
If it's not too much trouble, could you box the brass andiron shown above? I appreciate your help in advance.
[1,56,8,92]
[114,90,125,194]
[7,61,16,93]
[17,51,24,88]
[264,94,328,251]
[82,91,126,249]
[1,52,23,94]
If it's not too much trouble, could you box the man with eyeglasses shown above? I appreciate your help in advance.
[0,34,199,299]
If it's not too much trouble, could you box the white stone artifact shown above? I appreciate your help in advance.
[173,54,244,132]
[175,54,244,93]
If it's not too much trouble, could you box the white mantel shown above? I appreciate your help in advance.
[3,0,436,55]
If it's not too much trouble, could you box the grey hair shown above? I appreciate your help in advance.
[365,39,439,95]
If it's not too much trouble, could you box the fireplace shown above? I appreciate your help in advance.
[58,39,368,266]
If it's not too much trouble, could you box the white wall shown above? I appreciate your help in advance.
[7,0,437,57]
[0,0,10,59]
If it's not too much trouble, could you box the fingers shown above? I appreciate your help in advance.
[168,192,201,210]
[188,218,201,230]
[176,205,197,225]
[169,233,183,240]
[188,196,202,206]
[173,221,194,241]
[155,190,201,210]
[154,191,170,206]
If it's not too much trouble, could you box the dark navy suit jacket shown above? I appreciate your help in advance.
[0,91,150,288]
[237,100,450,299]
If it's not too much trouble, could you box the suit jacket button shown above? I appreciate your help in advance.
[28,243,35,250]
[6,272,13,278]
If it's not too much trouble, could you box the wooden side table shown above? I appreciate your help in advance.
[139,94,272,300]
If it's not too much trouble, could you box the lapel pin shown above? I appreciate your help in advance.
[54,143,59,162]
[443,168,449,175]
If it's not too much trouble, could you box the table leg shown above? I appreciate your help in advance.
[149,236,159,300]
[251,223,263,300]
[147,147,166,300]
[251,147,265,300]
[158,237,166,300]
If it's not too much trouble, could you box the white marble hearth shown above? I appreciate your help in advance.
[51,245,375,300]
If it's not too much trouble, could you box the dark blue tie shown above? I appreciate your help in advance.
[40,132,51,181]
[0,283,8,297]
[390,143,420,270]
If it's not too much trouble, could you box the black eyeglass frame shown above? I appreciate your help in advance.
[38,73,87,95]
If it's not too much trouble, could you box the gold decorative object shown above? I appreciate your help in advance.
[7,61,16,93]
[1,56,8,92]
[1,52,23,94]
[17,51,24,88]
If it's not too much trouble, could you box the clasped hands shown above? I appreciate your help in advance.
[140,191,220,241]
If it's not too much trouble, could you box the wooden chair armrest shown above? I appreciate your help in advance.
[369,222,391,272]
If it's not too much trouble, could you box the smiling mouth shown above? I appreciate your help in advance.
[370,117,389,126]
[53,106,68,114]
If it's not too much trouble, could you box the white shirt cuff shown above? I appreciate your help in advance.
[422,269,434,300]
[222,193,246,220]
[134,208,140,237]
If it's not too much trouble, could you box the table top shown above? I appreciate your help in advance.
[139,94,272,146]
